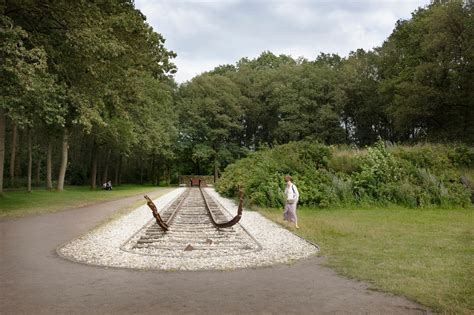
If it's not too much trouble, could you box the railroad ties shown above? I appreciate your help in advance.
[123,188,260,258]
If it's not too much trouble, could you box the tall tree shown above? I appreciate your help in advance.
[273,55,346,144]
[378,0,474,143]
[4,0,176,191]
[0,14,49,194]
[177,74,243,178]
[9,123,16,187]
[0,109,5,195]
[340,49,389,145]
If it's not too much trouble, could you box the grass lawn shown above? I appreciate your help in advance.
[0,185,175,219]
[259,205,473,314]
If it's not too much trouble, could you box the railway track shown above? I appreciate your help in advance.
[121,187,261,257]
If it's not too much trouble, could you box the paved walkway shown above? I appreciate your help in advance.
[0,190,430,314]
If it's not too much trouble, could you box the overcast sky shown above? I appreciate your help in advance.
[135,0,430,83]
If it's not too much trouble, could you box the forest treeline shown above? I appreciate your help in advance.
[1,1,472,194]
[1,0,177,194]
[177,0,473,178]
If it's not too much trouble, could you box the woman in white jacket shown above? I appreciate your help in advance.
[283,175,299,229]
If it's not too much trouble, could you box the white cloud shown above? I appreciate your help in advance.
[173,55,230,83]
[135,0,430,83]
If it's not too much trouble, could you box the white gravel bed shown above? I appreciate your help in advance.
[57,188,319,270]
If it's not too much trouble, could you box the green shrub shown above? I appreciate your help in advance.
[353,139,401,200]
[327,147,363,174]
[392,144,448,173]
[380,181,419,207]
[216,140,472,208]
[449,145,474,168]
[330,174,354,204]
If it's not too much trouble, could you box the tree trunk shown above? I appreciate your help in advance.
[114,155,121,186]
[46,140,53,190]
[140,157,143,185]
[157,164,162,186]
[90,142,98,190]
[57,129,69,191]
[27,131,32,193]
[9,123,17,188]
[101,148,111,184]
[35,158,41,187]
[0,109,6,195]
[151,155,157,186]
[117,156,122,186]
[214,158,219,183]
[156,165,160,186]
[97,153,101,187]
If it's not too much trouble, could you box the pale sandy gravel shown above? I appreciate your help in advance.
[57,187,319,270]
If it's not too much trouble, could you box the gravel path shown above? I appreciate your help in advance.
[0,188,431,314]
[58,187,318,270]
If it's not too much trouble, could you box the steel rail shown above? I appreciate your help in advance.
[145,186,242,232]
[144,195,169,231]
[144,188,191,232]
[200,186,243,229]
[164,188,190,226]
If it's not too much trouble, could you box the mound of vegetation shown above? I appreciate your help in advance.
[216,140,473,208]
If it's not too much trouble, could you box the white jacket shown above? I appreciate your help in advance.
[285,183,299,204]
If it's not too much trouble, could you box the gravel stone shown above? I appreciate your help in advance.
[57,188,319,270]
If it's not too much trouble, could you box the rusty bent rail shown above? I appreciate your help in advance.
[200,187,244,229]
[144,189,190,232]
[144,195,169,231]
[144,187,243,232]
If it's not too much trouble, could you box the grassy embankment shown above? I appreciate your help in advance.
[259,205,473,314]
[0,185,174,219]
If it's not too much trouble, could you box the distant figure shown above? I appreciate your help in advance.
[283,175,299,229]
[104,180,112,191]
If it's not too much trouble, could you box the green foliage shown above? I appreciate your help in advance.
[2,1,472,194]
[176,74,243,175]
[378,1,474,143]
[449,145,474,168]
[352,139,401,200]
[217,140,471,208]
[326,147,362,174]
[67,162,87,185]
[203,2,473,148]
[1,0,178,192]
[217,141,334,207]
[340,49,388,145]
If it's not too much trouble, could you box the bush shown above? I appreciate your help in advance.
[353,139,401,200]
[327,147,363,174]
[216,140,472,208]
[449,145,474,168]
[330,174,354,204]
